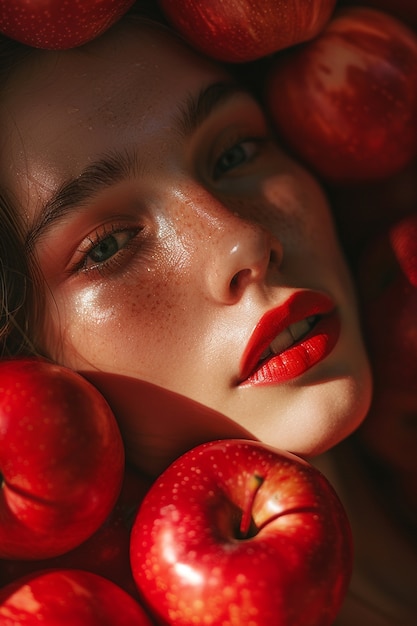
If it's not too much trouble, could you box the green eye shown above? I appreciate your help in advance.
[82,228,139,272]
[89,235,120,263]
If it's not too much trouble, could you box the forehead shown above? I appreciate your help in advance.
[6,19,225,113]
[0,20,228,213]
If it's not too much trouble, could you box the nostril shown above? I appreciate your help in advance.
[210,230,282,304]
[230,273,239,288]
[229,247,278,294]
[230,268,252,293]
[269,246,282,269]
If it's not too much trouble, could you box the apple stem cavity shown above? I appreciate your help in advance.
[239,473,265,539]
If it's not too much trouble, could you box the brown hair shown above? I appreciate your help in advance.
[0,35,39,357]
[0,196,40,357]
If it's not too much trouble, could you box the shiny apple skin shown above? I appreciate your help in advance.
[0,358,125,559]
[266,7,417,183]
[130,439,352,626]
[158,0,336,62]
[0,0,135,50]
[0,466,151,598]
[0,569,155,625]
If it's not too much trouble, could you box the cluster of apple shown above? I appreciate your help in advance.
[0,358,152,624]
[0,358,353,625]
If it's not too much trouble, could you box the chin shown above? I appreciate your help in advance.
[255,371,373,459]
[309,378,372,456]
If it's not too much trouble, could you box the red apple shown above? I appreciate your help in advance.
[158,0,336,62]
[389,213,417,287]
[0,0,135,50]
[0,358,125,560]
[339,0,417,29]
[265,7,417,183]
[354,214,417,540]
[354,214,417,482]
[0,465,151,597]
[0,569,154,625]
[356,213,417,391]
[358,386,417,477]
[130,439,352,626]
[327,157,417,258]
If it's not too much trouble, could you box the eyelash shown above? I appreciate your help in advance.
[71,223,143,278]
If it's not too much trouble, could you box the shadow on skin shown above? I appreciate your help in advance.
[80,370,256,478]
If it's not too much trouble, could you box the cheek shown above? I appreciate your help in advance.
[261,170,339,261]
[44,268,193,372]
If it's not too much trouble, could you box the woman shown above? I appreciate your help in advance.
[0,6,371,476]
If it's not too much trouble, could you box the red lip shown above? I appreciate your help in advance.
[239,291,341,386]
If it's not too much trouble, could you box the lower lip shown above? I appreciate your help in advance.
[239,311,341,387]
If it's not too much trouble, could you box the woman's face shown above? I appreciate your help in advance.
[1,19,372,474]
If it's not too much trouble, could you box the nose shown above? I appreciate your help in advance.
[205,216,283,305]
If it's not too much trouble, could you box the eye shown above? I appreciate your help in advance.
[87,230,131,265]
[214,139,260,179]
[71,224,142,277]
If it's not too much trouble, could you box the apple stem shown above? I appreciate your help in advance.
[239,473,264,539]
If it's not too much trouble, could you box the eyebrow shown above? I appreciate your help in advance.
[174,80,245,138]
[26,80,246,249]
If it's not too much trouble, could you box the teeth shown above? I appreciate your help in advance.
[269,328,294,355]
[259,316,317,361]
[288,317,315,343]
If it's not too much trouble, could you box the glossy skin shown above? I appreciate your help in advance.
[0,569,154,625]
[0,19,371,476]
[0,359,125,559]
[159,0,336,62]
[0,0,135,49]
[130,439,352,626]
[266,7,417,183]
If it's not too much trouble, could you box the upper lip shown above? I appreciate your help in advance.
[239,290,336,382]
